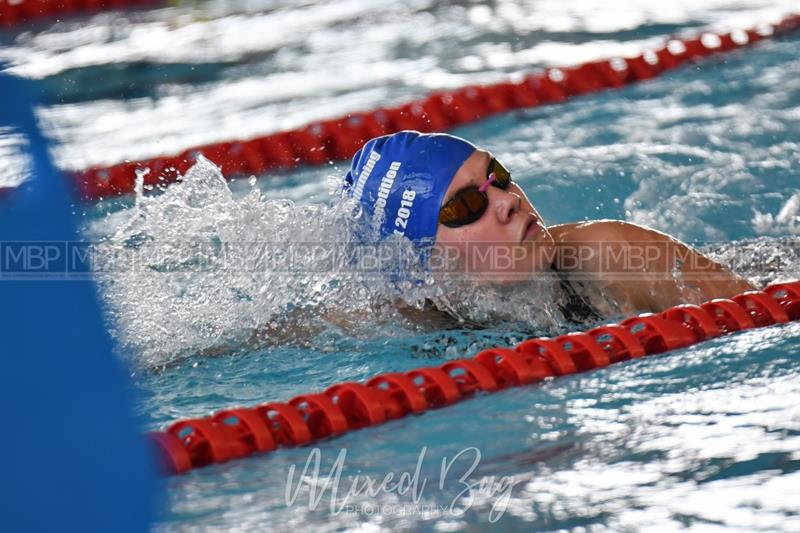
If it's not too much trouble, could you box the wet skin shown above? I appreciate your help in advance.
[432,149,755,314]
[434,149,556,280]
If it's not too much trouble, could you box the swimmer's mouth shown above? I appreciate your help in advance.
[522,215,540,241]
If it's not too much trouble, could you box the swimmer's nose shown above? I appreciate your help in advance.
[495,190,521,224]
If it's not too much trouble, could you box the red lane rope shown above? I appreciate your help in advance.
[0,0,161,27]
[149,281,800,476]
[72,13,800,201]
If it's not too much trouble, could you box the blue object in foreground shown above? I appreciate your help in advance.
[0,72,155,532]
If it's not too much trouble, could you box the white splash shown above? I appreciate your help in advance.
[753,192,800,236]
[90,159,564,367]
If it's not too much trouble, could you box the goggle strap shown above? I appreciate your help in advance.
[479,172,496,193]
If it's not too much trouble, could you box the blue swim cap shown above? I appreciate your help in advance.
[343,130,476,248]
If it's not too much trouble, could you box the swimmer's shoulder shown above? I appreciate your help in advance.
[548,218,684,284]
[394,299,477,330]
[549,219,677,244]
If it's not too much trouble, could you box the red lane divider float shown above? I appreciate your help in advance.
[72,13,800,201]
[148,280,800,476]
[0,0,162,27]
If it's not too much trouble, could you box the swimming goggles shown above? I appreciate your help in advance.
[438,157,512,228]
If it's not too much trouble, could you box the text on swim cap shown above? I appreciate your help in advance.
[372,161,402,225]
[393,189,417,237]
[353,150,381,202]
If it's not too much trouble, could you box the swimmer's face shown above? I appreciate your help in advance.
[433,149,556,281]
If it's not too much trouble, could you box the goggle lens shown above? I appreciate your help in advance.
[438,158,512,228]
[488,158,511,189]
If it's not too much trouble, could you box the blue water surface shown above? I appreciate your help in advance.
[140,29,800,531]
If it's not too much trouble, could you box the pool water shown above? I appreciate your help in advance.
[3,1,800,531]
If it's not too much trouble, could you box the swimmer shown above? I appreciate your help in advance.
[342,130,755,322]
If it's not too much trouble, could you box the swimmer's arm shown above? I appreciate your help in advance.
[551,220,755,312]
[251,305,367,347]
[193,307,365,355]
